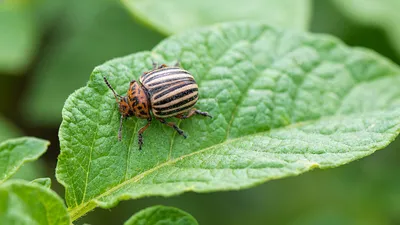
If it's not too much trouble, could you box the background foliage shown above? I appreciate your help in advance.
[0,0,399,224]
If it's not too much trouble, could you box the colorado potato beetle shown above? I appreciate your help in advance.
[104,62,212,150]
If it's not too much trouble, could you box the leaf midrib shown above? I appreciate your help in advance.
[67,107,400,220]
[81,126,98,203]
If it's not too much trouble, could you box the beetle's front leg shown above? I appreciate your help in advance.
[151,60,168,70]
[138,118,152,150]
[158,64,167,69]
[175,108,212,119]
[157,118,187,138]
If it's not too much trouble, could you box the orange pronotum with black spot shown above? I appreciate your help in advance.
[103,62,212,150]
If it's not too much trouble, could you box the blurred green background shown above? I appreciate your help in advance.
[0,0,399,224]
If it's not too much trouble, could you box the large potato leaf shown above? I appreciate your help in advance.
[56,22,400,221]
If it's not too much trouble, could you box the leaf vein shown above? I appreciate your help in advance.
[81,126,98,204]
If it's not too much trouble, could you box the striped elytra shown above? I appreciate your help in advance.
[140,66,199,118]
[103,62,212,150]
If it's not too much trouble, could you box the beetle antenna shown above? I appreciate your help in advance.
[174,59,181,67]
[118,115,123,141]
[103,76,122,103]
[151,59,157,69]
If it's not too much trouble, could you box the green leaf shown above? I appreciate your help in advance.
[331,0,400,57]
[0,116,47,182]
[23,0,163,125]
[0,180,70,225]
[124,205,198,225]
[0,137,49,183]
[122,0,311,35]
[31,177,52,189]
[57,22,400,221]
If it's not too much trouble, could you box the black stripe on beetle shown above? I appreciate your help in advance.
[153,82,194,100]
[153,93,198,111]
[147,78,195,95]
[141,68,190,83]
[147,77,195,87]
[103,62,212,150]
[153,88,198,106]
[154,101,198,117]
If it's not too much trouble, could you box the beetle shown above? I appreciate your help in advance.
[103,62,212,150]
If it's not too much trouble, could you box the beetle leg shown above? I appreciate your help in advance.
[151,60,157,69]
[138,118,152,150]
[175,108,212,119]
[175,114,185,119]
[158,64,168,69]
[157,118,187,138]
[174,60,181,67]
[118,115,124,141]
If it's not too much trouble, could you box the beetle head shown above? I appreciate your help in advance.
[117,96,131,117]
[103,77,135,140]
[103,77,132,115]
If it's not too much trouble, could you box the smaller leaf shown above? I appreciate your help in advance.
[0,137,49,183]
[124,205,198,225]
[0,117,47,182]
[0,180,70,225]
[31,177,51,189]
